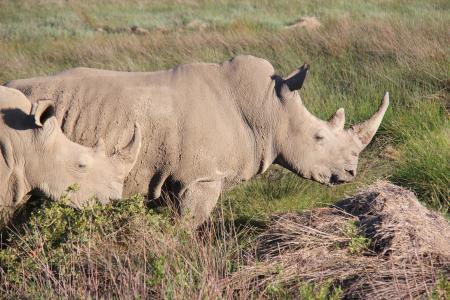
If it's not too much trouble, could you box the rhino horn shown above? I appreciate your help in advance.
[329,108,345,130]
[30,99,55,127]
[113,123,142,174]
[351,92,390,147]
[284,63,309,91]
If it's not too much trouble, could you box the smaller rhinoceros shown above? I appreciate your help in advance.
[0,86,141,221]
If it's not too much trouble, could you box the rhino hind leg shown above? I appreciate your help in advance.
[179,180,222,228]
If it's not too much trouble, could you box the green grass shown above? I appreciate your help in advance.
[392,128,450,211]
[1,1,448,39]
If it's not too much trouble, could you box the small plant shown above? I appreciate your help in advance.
[266,281,290,299]
[343,221,372,255]
[146,256,167,287]
[343,221,358,237]
[348,235,372,255]
[431,274,450,300]
[299,281,343,300]
[67,183,80,193]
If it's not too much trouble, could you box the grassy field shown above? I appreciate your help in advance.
[0,0,449,298]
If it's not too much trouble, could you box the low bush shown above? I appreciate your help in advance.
[0,195,239,298]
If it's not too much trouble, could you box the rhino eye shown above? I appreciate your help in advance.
[77,154,93,170]
[314,133,325,141]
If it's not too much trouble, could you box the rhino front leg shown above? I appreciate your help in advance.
[179,180,222,228]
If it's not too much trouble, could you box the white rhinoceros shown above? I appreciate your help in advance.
[6,55,389,226]
[0,86,141,220]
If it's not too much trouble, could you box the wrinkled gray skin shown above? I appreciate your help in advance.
[6,55,389,227]
[0,86,141,218]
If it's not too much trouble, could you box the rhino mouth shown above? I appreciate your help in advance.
[328,169,355,186]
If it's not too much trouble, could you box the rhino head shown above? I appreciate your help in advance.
[273,65,389,185]
[0,86,141,211]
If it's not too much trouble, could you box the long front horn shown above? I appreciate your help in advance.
[351,92,389,147]
[114,123,142,174]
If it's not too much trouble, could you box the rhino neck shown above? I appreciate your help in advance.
[235,85,279,176]
[254,132,277,175]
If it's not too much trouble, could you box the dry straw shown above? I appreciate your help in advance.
[226,181,450,299]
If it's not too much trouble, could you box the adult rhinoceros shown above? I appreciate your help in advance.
[6,55,389,226]
[0,86,141,221]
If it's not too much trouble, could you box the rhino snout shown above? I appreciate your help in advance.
[329,168,357,185]
[66,186,122,208]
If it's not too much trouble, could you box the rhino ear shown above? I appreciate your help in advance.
[284,63,309,91]
[30,100,55,127]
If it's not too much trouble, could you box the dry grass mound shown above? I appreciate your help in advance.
[227,181,450,299]
[285,16,321,30]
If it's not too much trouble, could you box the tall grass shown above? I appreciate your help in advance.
[392,128,449,212]
[0,196,242,298]
[1,183,448,298]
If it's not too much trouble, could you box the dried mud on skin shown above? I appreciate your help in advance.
[226,181,450,299]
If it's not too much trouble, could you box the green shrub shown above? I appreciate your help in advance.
[299,282,343,300]
[0,194,245,299]
[431,275,450,300]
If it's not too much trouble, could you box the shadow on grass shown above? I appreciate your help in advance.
[0,192,47,249]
